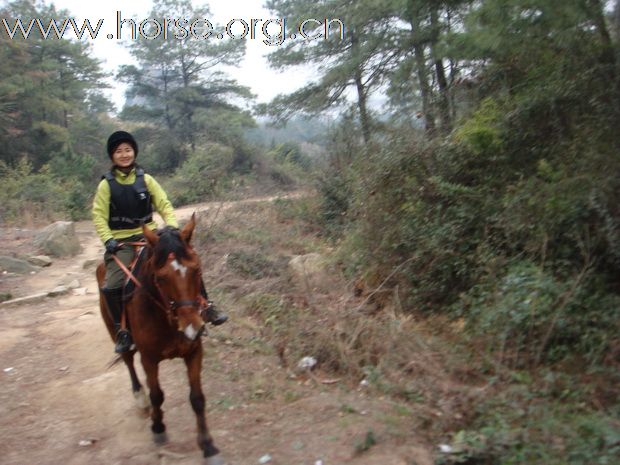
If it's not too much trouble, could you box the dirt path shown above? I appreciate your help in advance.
[0,197,433,465]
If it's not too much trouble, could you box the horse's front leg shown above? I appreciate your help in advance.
[185,346,222,463]
[142,357,167,443]
[121,351,149,410]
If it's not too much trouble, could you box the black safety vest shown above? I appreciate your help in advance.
[103,167,153,230]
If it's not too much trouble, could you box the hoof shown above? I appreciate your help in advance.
[203,454,226,465]
[152,431,169,444]
[133,389,150,410]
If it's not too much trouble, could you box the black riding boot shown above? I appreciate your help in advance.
[102,287,134,353]
[200,281,228,326]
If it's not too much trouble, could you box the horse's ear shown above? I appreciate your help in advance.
[180,213,196,244]
[143,224,159,247]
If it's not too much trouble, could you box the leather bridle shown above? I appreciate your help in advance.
[111,241,204,325]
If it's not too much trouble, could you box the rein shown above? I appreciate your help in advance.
[111,252,142,288]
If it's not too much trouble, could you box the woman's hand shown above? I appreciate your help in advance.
[105,238,121,254]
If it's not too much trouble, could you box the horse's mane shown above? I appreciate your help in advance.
[153,226,189,268]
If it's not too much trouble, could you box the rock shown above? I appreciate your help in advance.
[78,438,97,447]
[0,292,49,307]
[48,286,69,297]
[297,356,317,372]
[59,273,80,285]
[33,221,82,257]
[66,279,80,289]
[82,258,98,269]
[27,255,52,267]
[288,253,331,293]
[258,454,272,464]
[72,287,88,296]
[0,256,39,274]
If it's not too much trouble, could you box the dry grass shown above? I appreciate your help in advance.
[191,197,480,437]
[1,202,66,228]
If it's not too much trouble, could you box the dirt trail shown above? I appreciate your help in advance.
[0,197,433,465]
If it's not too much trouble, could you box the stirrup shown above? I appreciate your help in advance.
[201,301,228,326]
[115,329,134,353]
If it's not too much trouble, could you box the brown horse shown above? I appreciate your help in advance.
[96,215,224,465]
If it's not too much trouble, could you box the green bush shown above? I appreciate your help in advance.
[273,196,323,235]
[165,143,234,205]
[454,98,504,157]
[456,260,620,366]
[437,397,620,465]
[316,168,353,238]
[48,148,97,220]
[0,158,67,223]
[269,141,312,170]
[334,139,488,309]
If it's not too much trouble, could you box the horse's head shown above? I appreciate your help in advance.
[143,214,206,341]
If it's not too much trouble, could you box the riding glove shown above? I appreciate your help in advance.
[105,238,121,254]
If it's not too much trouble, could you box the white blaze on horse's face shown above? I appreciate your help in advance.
[184,323,199,341]
[178,311,205,341]
[170,259,187,278]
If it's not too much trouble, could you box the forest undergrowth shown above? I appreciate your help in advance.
[192,197,620,465]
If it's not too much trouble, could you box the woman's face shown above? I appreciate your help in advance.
[112,142,135,168]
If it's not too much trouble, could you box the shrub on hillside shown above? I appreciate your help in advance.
[165,143,234,205]
[0,158,67,223]
[456,260,620,366]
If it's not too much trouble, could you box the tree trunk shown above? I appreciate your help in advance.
[161,66,173,132]
[354,69,371,144]
[430,7,452,134]
[586,0,620,129]
[615,0,620,43]
[587,0,616,68]
[180,50,195,152]
[60,71,68,129]
[351,31,371,143]
[446,7,459,123]
[410,15,436,135]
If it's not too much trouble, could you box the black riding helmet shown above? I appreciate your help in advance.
[107,131,139,159]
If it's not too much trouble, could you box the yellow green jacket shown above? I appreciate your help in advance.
[92,167,178,244]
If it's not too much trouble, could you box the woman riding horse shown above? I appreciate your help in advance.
[96,217,225,464]
[92,130,227,353]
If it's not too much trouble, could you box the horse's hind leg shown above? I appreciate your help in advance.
[142,358,168,443]
[122,351,149,410]
[185,347,221,462]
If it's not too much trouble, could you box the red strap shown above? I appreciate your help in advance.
[111,253,142,288]
[128,246,144,271]
[124,241,147,247]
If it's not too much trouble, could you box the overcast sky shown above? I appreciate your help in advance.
[48,0,310,112]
